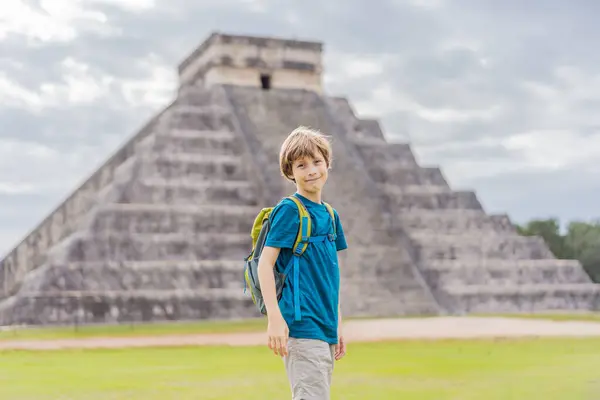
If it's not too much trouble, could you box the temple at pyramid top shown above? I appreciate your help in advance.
[177,32,324,92]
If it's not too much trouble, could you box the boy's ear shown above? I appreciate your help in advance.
[284,172,295,182]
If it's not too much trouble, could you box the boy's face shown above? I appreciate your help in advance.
[291,153,328,196]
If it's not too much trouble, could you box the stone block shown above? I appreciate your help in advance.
[92,204,256,235]
[444,283,600,313]
[176,84,226,106]
[37,260,243,292]
[66,233,250,262]
[354,140,418,166]
[138,153,249,182]
[382,184,483,210]
[489,214,517,232]
[357,119,386,141]
[368,164,448,187]
[153,130,242,155]
[119,179,259,206]
[410,232,554,260]
[422,259,593,286]
[168,106,236,132]
[399,210,514,234]
[0,289,256,325]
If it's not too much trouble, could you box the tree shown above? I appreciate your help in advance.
[565,220,600,282]
[516,218,600,283]
[516,218,573,259]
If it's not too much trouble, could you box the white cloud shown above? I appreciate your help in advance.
[502,130,600,170]
[0,73,44,109]
[2,53,177,116]
[352,83,503,123]
[0,137,123,198]
[43,57,115,104]
[521,66,600,127]
[0,1,80,42]
[393,0,445,9]
[0,183,36,195]
[0,0,125,44]
[119,54,177,108]
[405,0,445,8]
[87,0,156,12]
[0,58,114,112]
[415,104,502,123]
[343,58,385,79]
[324,53,397,86]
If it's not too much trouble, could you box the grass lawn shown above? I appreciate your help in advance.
[0,318,267,341]
[1,337,599,399]
[2,313,599,342]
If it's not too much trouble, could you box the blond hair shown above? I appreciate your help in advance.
[279,126,332,182]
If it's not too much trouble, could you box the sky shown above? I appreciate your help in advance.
[1,0,599,256]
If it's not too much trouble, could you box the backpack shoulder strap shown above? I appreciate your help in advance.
[322,201,337,238]
[250,207,273,251]
[287,196,311,256]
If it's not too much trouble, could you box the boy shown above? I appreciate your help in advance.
[257,126,348,399]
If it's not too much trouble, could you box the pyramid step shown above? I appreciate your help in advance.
[176,86,226,107]
[139,153,249,181]
[40,260,244,292]
[399,209,514,233]
[381,184,482,210]
[422,259,592,286]
[354,140,418,166]
[119,179,259,206]
[443,283,600,313]
[153,129,242,155]
[368,164,448,187]
[410,232,554,260]
[351,135,387,146]
[3,288,256,325]
[66,259,241,271]
[67,232,250,262]
[93,204,257,234]
[168,105,236,132]
[357,119,386,141]
[347,283,439,316]
[489,214,516,232]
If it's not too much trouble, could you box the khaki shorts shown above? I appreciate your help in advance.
[283,338,336,400]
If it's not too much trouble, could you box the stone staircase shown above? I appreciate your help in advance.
[328,97,600,314]
[223,85,441,317]
[0,85,264,325]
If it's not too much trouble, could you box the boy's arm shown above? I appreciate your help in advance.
[338,256,344,329]
[257,245,281,317]
[257,245,289,357]
[335,250,347,361]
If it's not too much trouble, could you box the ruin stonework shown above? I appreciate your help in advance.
[0,32,598,326]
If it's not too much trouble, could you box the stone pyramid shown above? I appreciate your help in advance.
[1,32,597,326]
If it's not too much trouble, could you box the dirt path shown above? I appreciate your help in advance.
[2,317,600,351]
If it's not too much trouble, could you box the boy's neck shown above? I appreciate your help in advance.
[296,188,322,204]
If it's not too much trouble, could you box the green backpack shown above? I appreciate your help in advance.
[243,195,337,322]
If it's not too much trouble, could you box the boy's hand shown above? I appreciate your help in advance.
[267,314,289,357]
[335,334,346,360]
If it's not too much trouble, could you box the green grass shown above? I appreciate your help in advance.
[1,313,598,342]
[0,338,599,399]
[480,312,600,323]
[0,318,267,341]
[0,315,431,341]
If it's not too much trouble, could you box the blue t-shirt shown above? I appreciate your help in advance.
[264,193,347,345]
